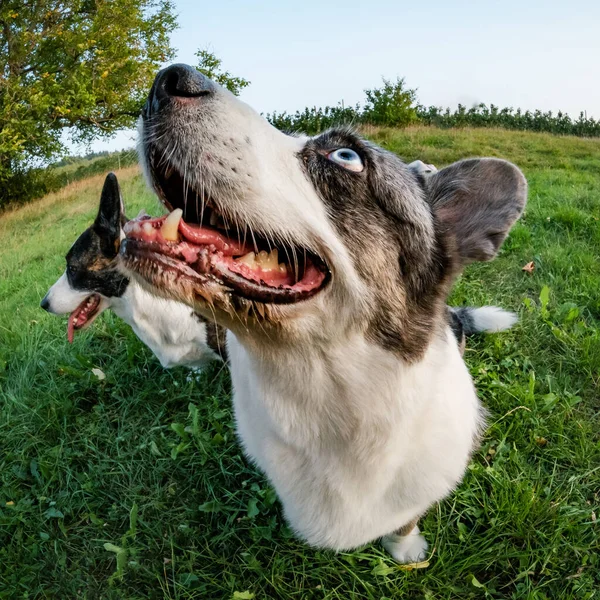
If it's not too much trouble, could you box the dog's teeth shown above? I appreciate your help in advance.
[255,249,279,270]
[209,212,219,227]
[142,222,155,237]
[238,251,257,267]
[161,208,182,241]
[278,263,287,274]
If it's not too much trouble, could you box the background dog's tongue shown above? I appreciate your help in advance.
[67,312,76,343]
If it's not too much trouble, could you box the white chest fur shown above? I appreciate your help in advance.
[227,328,483,550]
[110,283,219,369]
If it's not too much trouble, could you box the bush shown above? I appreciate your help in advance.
[268,104,361,135]
[362,78,419,127]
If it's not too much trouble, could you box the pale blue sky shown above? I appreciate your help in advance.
[80,0,600,153]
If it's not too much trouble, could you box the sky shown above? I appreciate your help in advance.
[78,0,600,154]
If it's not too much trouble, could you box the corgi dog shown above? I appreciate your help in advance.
[41,173,226,368]
[120,65,526,562]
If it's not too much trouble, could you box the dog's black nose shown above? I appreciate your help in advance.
[146,64,215,116]
[40,295,50,312]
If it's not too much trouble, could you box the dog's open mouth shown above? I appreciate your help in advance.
[121,167,330,305]
[67,294,102,343]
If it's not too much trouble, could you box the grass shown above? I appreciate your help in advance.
[1,127,599,599]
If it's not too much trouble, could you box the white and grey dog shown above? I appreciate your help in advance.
[41,173,226,368]
[120,64,527,563]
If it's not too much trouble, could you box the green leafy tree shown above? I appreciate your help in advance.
[0,0,177,206]
[195,49,249,96]
[362,78,418,127]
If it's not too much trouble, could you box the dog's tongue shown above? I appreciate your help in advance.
[67,312,76,344]
[67,294,101,343]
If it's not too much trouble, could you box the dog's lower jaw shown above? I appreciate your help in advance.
[226,324,484,556]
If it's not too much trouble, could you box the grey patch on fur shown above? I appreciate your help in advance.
[300,131,527,360]
[299,130,522,360]
[300,128,453,360]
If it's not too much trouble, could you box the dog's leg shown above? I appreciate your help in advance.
[381,517,428,564]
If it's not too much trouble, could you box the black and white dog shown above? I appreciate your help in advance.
[119,64,526,563]
[41,173,226,368]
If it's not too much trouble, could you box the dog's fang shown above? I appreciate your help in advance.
[161,208,183,241]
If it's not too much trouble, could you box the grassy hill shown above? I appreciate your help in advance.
[1,128,598,599]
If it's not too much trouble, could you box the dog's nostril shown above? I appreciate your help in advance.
[40,296,50,312]
[160,63,214,99]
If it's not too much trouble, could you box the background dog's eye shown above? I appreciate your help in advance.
[327,148,364,172]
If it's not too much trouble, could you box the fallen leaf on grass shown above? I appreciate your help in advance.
[397,560,430,570]
[91,368,105,381]
[522,261,535,273]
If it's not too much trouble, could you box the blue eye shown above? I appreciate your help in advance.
[327,148,364,172]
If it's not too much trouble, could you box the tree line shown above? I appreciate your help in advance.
[267,79,600,137]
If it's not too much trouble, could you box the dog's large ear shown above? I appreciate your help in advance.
[426,158,527,266]
[94,172,123,257]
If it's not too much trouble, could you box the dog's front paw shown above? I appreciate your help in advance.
[382,526,428,564]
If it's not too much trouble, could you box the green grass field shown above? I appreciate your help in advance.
[1,128,599,599]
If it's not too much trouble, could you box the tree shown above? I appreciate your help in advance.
[362,78,419,127]
[195,49,249,96]
[0,0,177,206]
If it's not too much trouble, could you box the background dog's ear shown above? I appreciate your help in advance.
[94,172,123,257]
[427,158,527,266]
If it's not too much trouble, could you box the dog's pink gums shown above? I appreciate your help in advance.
[123,215,326,292]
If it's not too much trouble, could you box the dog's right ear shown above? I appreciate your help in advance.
[426,158,527,267]
[94,172,122,257]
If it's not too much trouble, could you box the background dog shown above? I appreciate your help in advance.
[41,173,226,368]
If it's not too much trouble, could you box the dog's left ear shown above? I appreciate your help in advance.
[94,172,123,257]
[426,158,527,266]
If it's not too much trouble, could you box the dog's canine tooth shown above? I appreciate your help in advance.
[161,208,183,241]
